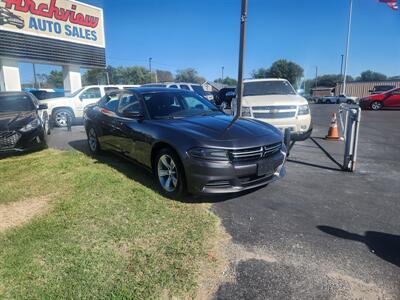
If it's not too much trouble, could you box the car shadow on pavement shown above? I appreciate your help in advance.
[68,139,251,203]
[318,226,400,268]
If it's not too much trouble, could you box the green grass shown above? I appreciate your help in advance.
[0,150,219,299]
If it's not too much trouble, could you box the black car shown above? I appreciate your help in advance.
[216,87,236,108]
[0,7,24,29]
[84,88,286,197]
[0,92,49,154]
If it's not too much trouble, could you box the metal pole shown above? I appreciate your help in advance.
[343,0,353,96]
[32,63,38,89]
[340,54,344,94]
[149,57,152,83]
[235,0,248,118]
[105,71,110,85]
[222,66,224,81]
[315,66,318,89]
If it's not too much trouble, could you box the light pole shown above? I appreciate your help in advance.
[340,54,344,94]
[221,66,224,81]
[315,66,318,89]
[343,0,353,96]
[235,0,248,118]
[149,57,152,83]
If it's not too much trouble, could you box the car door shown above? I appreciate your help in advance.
[96,91,122,151]
[383,89,400,107]
[114,92,149,164]
[76,87,102,117]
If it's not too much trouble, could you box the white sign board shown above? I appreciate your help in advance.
[0,0,105,48]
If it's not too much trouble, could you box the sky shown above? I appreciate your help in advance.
[20,0,400,84]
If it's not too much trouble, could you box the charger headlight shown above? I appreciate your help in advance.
[298,104,310,115]
[189,147,230,161]
[20,118,41,132]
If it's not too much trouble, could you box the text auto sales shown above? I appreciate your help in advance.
[29,17,97,41]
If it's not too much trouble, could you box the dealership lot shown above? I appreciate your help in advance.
[47,104,400,298]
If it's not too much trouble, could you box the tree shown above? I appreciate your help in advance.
[175,68,205,84]
[268,60,304,87]
[82,68,107,86]
[215,77,238,86]
[156,70,174,82]
[251,60,304,87]
[251,68,269,79]
[47,70,63,88]
[358,70,387,82]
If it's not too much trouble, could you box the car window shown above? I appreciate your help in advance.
[101,92,121,112]
[104,87,119,92]
[0,94,34,112]
[142,91,219,119]
[118,93,142,114]
[191,85,205,95]
[169,85,178,88]
[390,89,400,95]
[81,88,101,99]
[243,81,296,96]
[179,85,190,90]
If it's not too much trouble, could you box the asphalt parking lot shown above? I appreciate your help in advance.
[47,104,400,299]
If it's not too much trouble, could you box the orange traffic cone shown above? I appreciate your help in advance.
[325,113,341,140]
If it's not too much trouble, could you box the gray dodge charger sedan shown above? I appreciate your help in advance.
[84,88,286,198]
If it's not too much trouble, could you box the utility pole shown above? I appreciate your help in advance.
[343,0,353,96]
[221,66,224,81]
[235,0,248,118]
[105,70,110,85]
[315,66,318,89]
[340,54,344,94]
[32,63,38,89]
[148,57,152,83]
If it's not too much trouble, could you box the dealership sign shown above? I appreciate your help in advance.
[0,0,104,48]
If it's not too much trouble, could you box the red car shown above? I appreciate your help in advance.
[359,88,400,110]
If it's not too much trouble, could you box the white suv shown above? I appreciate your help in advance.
[232,79,312,141]
[142,82,213,101]
[41,85,139,127]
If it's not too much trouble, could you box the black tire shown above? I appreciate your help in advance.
[86,125,102,155]
[346,100,353,104]
[326,100,332,104]
[53,108,74,128]
[154,148,186,199]
[371,101,383,111]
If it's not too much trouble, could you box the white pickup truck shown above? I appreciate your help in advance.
[319,94,357,104]
[40,85,139,127]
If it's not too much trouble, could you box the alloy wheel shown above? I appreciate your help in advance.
[55,111,70,127]
[371,101,382,111]
[157,154,178,192]
[88,128,98,152]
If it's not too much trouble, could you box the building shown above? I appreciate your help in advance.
[311,87,335,97]
[0,0,105,93]
[202,81,227,92]
[335,81,400,98]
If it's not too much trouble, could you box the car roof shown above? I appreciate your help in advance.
[142,82,201,86]
[243,78,288,83]
[0,91,32,97]
[127,87,191,94]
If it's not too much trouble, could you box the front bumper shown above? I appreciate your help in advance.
[0,127,46,154]
[358,101,371,110]
[184,148,286,194]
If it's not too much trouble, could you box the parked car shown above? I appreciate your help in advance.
[29,89,65,100]
[40,85,139,127]
[0,92,49,154]
[216,87,236,108]
[232,79,312,141]
[142,82,213,101]
[0,7,24,29]
[320,95,356,104]
[369,85,395,95]
[84,88,286,197]
[359,87,400,110]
